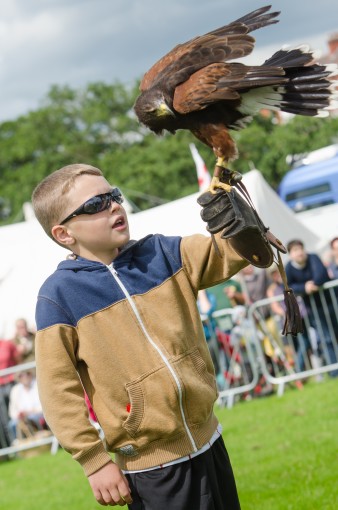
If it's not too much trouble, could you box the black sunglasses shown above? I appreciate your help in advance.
[60,188,124,225]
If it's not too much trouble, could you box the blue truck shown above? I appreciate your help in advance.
[278,145,338,212]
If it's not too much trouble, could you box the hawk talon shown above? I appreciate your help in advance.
[208,176,232,194]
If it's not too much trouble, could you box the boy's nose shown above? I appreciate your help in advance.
[109,199,121,213]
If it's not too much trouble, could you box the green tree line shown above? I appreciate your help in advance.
[1,80,338,225]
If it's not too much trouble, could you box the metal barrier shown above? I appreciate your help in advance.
[202,279,338,405]
[202,309,261,408]
[247,279,338,396]
[0,361,58,458]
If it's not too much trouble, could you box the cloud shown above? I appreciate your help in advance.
[0,0,337,121]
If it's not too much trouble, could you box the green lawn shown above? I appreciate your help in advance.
[0,379,337,510]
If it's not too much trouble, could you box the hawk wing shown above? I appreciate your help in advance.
[172,62,286,114]
[140,5,280,92]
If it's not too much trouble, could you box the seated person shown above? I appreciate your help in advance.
[8,370,44,442]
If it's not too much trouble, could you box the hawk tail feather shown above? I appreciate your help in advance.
[262,47,338,117]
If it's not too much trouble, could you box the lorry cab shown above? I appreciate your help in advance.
[278,145,338,212]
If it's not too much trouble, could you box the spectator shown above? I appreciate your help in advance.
[327,237,338,280]
[267,264,320,373]
[0,339,21,447]
[240,265,271,318]
[8,370,44,442]
[285,239,338,377]
[210,279,245,310]
[11,318,35,363]
[197,290,224,387]
[240,265,283,383]
[209,279,245,332]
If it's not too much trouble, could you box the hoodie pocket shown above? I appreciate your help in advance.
[172,347,218,425]
[122,365,183,442]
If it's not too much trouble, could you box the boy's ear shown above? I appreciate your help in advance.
[51,225,76,247]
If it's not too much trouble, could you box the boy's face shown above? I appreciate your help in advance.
[53,174,130,264]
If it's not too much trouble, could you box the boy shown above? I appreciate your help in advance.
[32,163,247,509]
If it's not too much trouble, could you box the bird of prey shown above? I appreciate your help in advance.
[134,5,337,192]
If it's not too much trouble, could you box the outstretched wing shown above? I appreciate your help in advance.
[172,62,286,114]
[140,5,280,92]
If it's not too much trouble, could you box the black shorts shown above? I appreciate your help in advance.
[126,436,241,510]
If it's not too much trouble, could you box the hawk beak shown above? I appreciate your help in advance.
[157,103,174,117]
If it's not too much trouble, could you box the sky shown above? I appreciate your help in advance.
[1,0,338,122]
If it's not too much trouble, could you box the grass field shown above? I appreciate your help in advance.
[1,378,337,510]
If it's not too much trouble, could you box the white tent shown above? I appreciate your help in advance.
[0,220,67,338]
[0,169,325,337]
[128,169,323,252]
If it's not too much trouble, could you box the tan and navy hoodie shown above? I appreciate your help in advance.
[35,233,245,476]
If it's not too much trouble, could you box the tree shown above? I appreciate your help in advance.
[1,78,338,225]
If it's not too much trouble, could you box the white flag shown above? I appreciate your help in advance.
[189,143,211,191]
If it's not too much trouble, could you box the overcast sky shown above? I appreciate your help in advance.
[1,0,338,122]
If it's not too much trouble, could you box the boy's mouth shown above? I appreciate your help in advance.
[112,216,126,229]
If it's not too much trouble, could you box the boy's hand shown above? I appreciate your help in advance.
[88,461,133,506]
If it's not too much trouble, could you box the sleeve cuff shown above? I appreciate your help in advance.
[74,442,113,477]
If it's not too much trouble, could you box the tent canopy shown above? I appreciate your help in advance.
[128,169,323,252]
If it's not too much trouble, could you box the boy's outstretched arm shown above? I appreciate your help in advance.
[88,462,132,506]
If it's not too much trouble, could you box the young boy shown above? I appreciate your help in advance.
[32,163,247,509]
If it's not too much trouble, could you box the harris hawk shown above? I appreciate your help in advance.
[134,5,337,193]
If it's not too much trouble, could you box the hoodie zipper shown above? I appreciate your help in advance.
[107,263,198,453]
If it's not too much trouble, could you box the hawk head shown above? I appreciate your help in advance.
[134,89,176,134]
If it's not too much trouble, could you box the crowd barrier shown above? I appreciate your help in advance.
[1,279,337,457]
[0,360,58,458]
[247,279,338,396]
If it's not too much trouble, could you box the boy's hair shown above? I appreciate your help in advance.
[286,239,304,253]
[32,164,103,240]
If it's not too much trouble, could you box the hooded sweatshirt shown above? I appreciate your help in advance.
[35,233,245,475]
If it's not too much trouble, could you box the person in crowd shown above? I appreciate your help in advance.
[0,339,21,448]
[266,264,320,374]
[326,237,338,280]
[240,265,270,317]
[210,279,245,310]
[8,370,44,442]
[285,239,338,377]
[11,318,35,363]
[197,289,225,388]
[239,265,278,390]
[209,279,245,332]
[31,164,249,509]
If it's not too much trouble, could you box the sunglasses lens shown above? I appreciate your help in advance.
[112,188,124,204]
[83,195,108,214]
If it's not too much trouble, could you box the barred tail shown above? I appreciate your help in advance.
[263,47,338,116]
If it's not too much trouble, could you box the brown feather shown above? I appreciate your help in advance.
[173,64,241,114]
[139,5,280,92]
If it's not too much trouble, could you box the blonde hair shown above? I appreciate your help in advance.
[32,163,103,240]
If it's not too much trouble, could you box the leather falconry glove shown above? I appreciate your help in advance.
[197,168,303,336]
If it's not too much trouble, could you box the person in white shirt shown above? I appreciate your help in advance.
[8,370,44,442]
